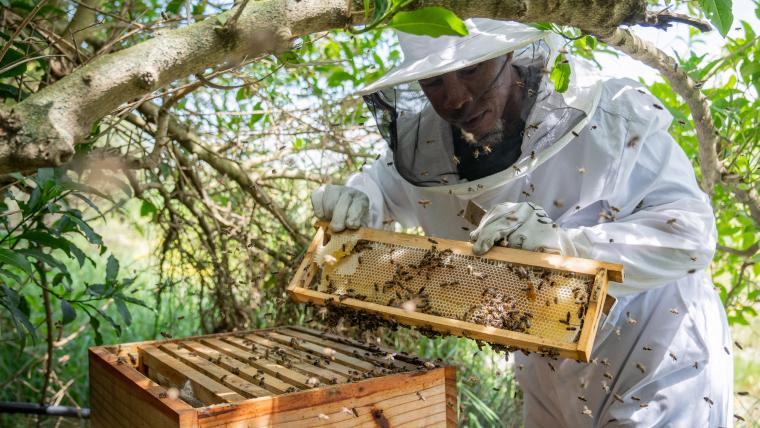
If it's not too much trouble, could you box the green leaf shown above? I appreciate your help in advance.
[117,293,148,309]
[36,168,54,184]
[550,54,571,93]
[106,255,119,283]
[60,300,76,325]
[67,241,88,267]
[1,285,36,340]
[16,231,72,257]
[327,70,354,87]
[0,82,27,100]
[115,298,132,326]
[65,212,103,246]
[371,0,389,23]
[140,200,158,217]
[248,101,264,126]
[584,35,597,50]
[0,268,23,284]
[0,248,32,275]
[72,193,105,219]
[0,47,27,78]
[699,0,733,37]
[17,248,67,272]
[87,283,108,296]
[192,1,206,16]
[235,86,252,101]
[388,7,469,37]
[24,186,41,215]
[527,22,553,31]
[89,316,103,345]
[166,0,183,14]
[94,307,121,336]
[159,162,171,178]
[51,271,71,292]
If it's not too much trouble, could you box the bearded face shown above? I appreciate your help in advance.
[419,54,518,146]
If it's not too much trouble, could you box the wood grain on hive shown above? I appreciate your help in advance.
[89,326,456,427]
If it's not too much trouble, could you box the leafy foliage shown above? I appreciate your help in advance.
[550,53,571,93]
[699,0,735,36]
[388,7,469,37]
[0,169,143,346]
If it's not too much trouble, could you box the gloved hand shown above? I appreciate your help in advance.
[311,184,370,232]
[469,202,588,257]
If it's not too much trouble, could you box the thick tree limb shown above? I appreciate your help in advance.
[62,0,103,44]
[0,0,647,173]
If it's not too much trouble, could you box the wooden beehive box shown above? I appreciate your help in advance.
[89,326,457,427]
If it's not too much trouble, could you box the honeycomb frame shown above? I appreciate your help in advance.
[288,224,623,361]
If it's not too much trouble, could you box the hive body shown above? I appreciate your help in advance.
[89,326,456,427]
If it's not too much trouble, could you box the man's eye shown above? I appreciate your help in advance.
[420,78,442,88]
[460,65,479,75]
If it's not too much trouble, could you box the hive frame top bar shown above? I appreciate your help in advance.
[314,221,623,282]
[287,223,624,361]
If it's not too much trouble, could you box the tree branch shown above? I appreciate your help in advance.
[34,261,54,414]
[638,10,712,32]
[1,0,649,173]
[0,0,49,66]
[596,28,722,192]
[596,28,760,225]
[724,260,753,308]
[127,102,308,246]
[731,185,760,225]
[717,243,759,258]
[62,0,103,45]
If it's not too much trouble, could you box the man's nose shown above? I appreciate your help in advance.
[442,78,472,111]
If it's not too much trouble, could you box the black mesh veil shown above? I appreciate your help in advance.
[363,41,582,187]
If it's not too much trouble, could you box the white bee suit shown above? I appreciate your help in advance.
[347,19,733,427]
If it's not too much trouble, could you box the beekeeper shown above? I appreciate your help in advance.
[311,19,732,427]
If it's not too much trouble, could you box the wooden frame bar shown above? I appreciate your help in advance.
[288,224,624,361]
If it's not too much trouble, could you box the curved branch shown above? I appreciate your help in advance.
[717,243,759,258]
[597,28,722,192]
[597,28,760,226]
[638,10,712,32]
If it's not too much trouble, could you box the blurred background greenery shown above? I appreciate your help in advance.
[1,0,758,426]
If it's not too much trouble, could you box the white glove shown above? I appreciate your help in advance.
[311,184,370,232]
[469,202,588,257]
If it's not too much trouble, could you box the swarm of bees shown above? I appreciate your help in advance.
[309,232,597,364]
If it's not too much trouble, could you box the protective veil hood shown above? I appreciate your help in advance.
[358,19,604,194]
